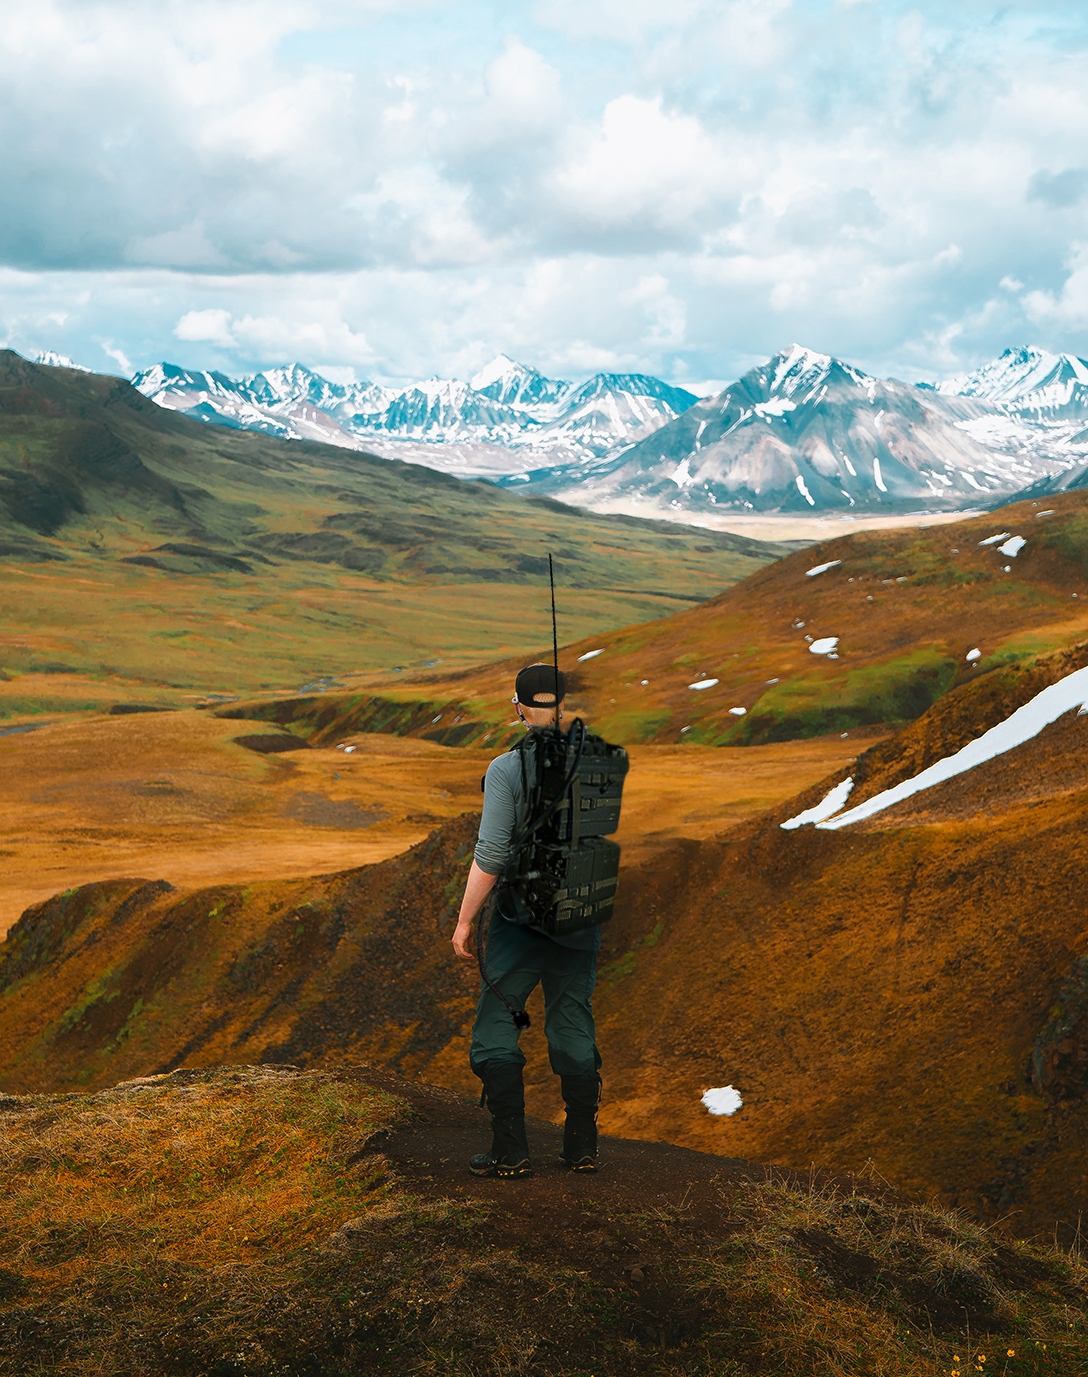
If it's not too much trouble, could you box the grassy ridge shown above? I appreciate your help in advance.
[318,491,1088,750]
[1,1066,1085,1376]
[0,560,727,713]
[210,494,1088,752]
[2,756,1086,1246]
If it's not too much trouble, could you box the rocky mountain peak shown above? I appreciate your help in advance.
[763,343,834,395]
[470,353,567,406]
[937,345,1088,412]
[247,362,353,409]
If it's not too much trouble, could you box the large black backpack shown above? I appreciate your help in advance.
[495,721,629,937]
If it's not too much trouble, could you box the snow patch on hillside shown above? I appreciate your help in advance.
[702,1086,743,1116]
[781,776,855,829]
[815,665,1088,829]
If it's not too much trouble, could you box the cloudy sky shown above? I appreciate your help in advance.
[1,0,1086,391]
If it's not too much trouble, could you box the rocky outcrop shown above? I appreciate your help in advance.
[1032,954,1088,1101]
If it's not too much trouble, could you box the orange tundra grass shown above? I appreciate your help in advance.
[2,1066,1088,1376]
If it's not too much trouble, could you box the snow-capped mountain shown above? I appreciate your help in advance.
[932,345,1088,474]
[34,350,91,372]
[537,373,698,454]
[131,362,365,447]
[1007,445,1088,501]
[469,354,566,406]
[499,345,1065,516]
[35,341,1088,520]
[131,356,697,473]
[938,346,1088,417]
[338,377,540,445]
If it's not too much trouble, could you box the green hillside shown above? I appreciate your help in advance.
[0,352,791,709]
[213,490,1088,752]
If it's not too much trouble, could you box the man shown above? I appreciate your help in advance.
[451,662,602,1179]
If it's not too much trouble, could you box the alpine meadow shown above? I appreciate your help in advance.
[4,3,1088,1375]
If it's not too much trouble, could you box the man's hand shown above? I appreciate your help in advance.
[452,861,497,963]
[452,917,476,962]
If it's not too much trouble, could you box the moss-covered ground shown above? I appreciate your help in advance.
[1,1065,1086,1376]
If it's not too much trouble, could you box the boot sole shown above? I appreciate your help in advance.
[469,1159,533,1178]
[560,1156,599,1173]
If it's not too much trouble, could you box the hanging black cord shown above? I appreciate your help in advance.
[474,886,531,1030]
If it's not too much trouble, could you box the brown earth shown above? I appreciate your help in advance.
[4,644,1088,1242]
[7,1064,1084,1376]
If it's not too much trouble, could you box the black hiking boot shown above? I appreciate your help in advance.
[559,1073,600,1173]
[470,1063,533,1179]
[468,1114,533,1178]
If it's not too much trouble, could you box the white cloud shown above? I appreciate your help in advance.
[98,341,134,374]
[530,0,703,41]
[620,273,687,347]
[548,96,733,240]
[175,308,237,346]
[483,35,562,128]
[127,223,227,269]
[347,166,503,267]
[1,0,1087,384]
[231,310,376,365]
[1023,244,1088,329]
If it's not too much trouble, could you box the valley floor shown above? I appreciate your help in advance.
[583,506,982,543]
[0,707,863,938]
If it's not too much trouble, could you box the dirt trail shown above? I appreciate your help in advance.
[345,1064,778,1228]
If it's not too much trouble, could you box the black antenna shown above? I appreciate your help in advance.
[548,553,561,738]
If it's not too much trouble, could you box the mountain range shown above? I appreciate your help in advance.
[129,354,697,477]
[36,342,1088,518]
[497,344,1053,517]
[0,349,788,692]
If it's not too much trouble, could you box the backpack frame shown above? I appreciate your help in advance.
[495,720,629,937]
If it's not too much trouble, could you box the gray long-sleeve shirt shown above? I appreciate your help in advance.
[474,742,533,877]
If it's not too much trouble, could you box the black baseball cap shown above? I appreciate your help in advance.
[515,663,566,705]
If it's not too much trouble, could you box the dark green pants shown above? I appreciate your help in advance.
[470,914,602,1079]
